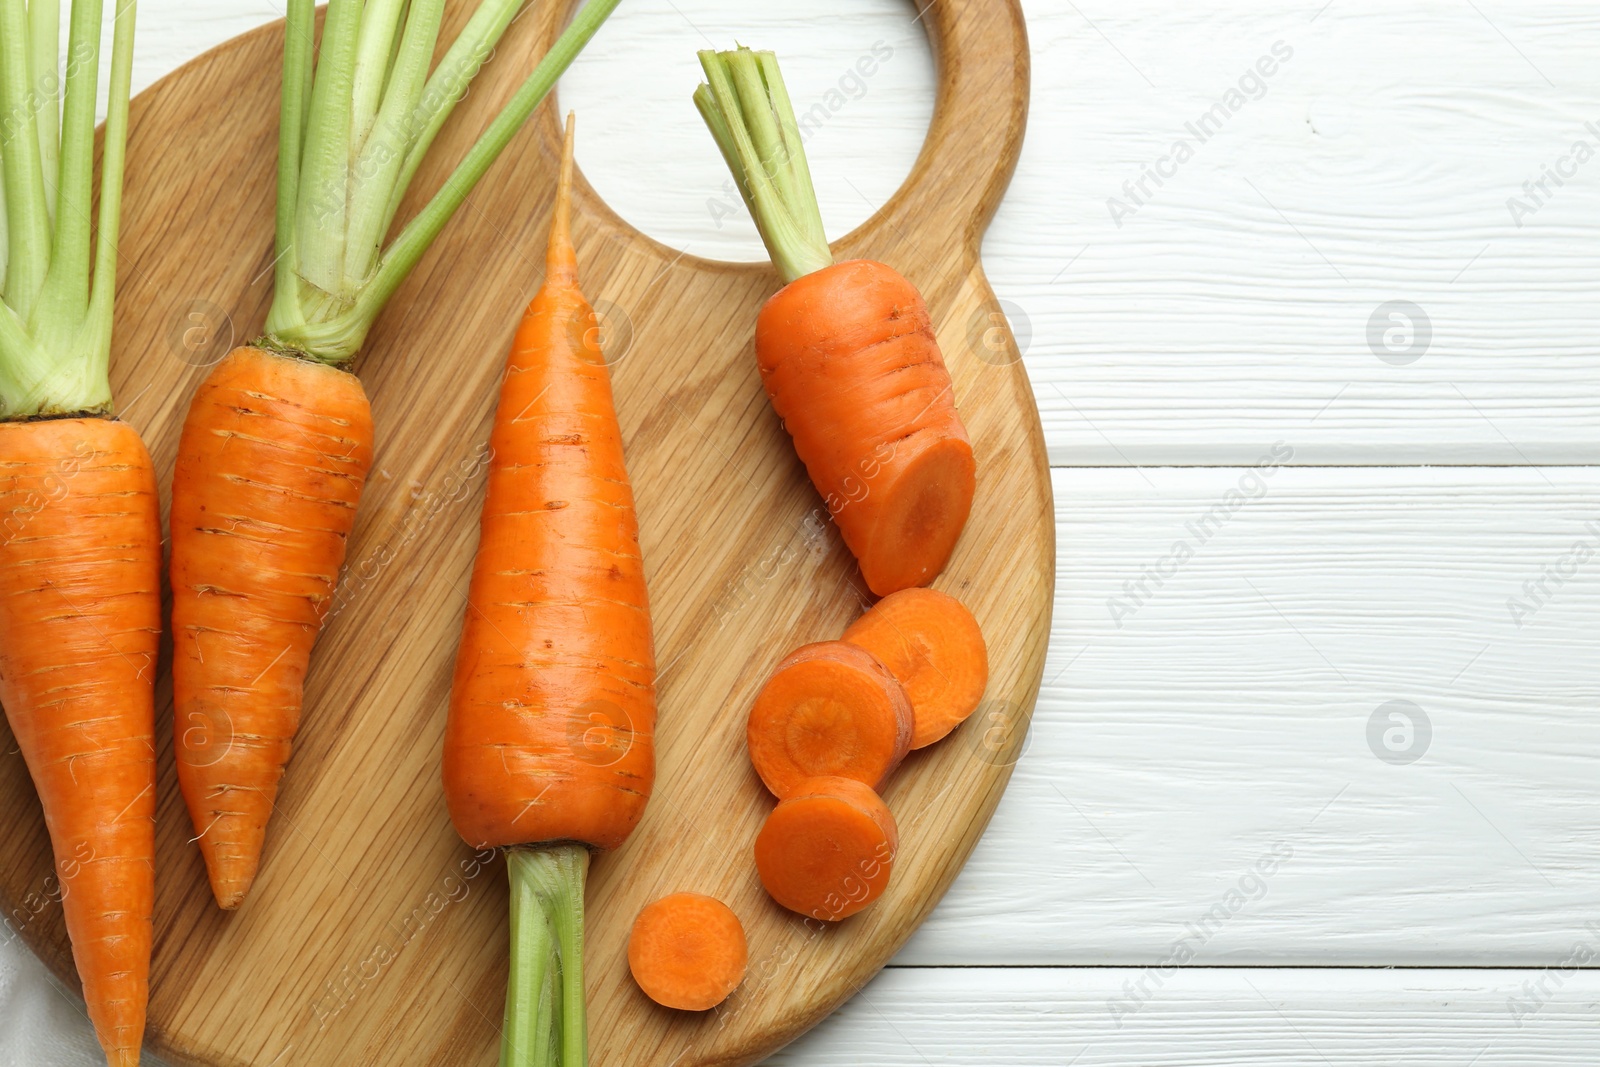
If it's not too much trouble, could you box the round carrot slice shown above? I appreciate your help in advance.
[746,641,913,798]
[842,588,988,749]
[628,893,748,1011]
[754,776,898,921]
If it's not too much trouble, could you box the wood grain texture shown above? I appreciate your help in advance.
[766,966,1600,1065]
[901,466,1600,966]
[0,1,1048,1065]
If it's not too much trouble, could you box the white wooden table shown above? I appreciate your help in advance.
[6,1,1600,1063]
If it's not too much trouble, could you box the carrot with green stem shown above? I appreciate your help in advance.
[170,0,624,910]
[444,115,655,1067]
[0,2,153,1063]
[694,47,977,597]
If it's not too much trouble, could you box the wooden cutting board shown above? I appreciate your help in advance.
[0,1,1046,1064]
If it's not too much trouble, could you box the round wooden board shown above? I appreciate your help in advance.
[0,1,1048,1064]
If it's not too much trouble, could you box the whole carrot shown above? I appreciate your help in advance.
[444,116,656,1067]
[0,3,153,1063]
[695,47,977,596]
[170,0,624,910]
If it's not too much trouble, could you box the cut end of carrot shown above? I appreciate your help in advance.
[628,892,748,1011]
[755,776,898,922]
[843,588,989,749]
[747,642,912,798]
[857,436,976,597]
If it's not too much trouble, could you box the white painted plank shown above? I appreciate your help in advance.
[898,466,1600,965]
[765,966,1600,1065]
[997,0,1600,465]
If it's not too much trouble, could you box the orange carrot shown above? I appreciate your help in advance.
[443,115,655,1067]
[0,4,151,1061]
[747,641,911,798]
[842,588,989,749]
[628,893,748,1011]
[0,421,159,1067]
[170,350,373,908]
[696,49,976,596]
[166,0,623,911]
[754,776,898,922]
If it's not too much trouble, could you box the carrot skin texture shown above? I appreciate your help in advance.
[0,418,160,1067]
[755,260,976,595]
[443,249,656,853]
[170,346,373,909]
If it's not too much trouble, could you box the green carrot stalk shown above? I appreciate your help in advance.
[263,0,625,363]
[0,0,137,418]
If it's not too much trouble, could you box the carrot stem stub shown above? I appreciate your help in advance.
[503,845,589,1067]
[842,588,989,749]
[747,641,912,798]
[628,893,748,1011]
[755,776,898,922]
[695,49,977,595]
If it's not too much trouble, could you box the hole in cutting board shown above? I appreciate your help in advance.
[558,0,936,264]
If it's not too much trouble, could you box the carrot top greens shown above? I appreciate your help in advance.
[0,0,137,419]
[694,47,834,285]
[265,0,623,365]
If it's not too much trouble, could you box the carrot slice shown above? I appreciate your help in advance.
[843,588,989,749]
[747,641,913,798]
[754,776,898,921]
[628,893,748,1011]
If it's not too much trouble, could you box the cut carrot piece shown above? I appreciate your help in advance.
[754,776,898,921]
[843,588,989,749]
[694,51,977,596]
[747,641,912,798]
[755,260,976,596]
[628,893,748,1011]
